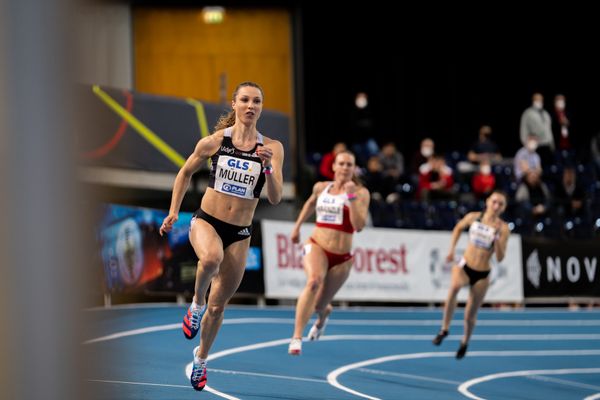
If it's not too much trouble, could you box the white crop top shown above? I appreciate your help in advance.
[468,220,496,250]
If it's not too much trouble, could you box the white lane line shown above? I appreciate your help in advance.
[85,324,600,345]
[210,368,327,383]
[459,368,600,400]
[585,393,600,400]
[357,368,460,385]
[320,334,600,341]
[88,378,189,389]
[526,374,600,391]
[327,351,600,400]
[84,323,179,344]
[84,303,600,314]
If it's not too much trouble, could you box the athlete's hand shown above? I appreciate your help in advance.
[343,180,357,194]
[257,145,273,167]
[445,252,454,264]
[160,214,178,236]
[291,227,301,244]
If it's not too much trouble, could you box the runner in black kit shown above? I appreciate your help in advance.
[160,81,284,390]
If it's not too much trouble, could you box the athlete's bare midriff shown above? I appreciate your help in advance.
[462,245,493,272]
[311,226,353,254]
[200,188,259,226]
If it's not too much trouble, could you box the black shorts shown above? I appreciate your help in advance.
[461,262,490,286]
[193,209,252,249]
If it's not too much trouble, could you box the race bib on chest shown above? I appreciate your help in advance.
[469,221,496,249]
[316,194,345,225]
[214,156,262,199]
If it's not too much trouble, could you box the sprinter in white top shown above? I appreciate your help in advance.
[432,190,509,359]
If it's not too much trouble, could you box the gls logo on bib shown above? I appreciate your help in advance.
[227,159,251,171]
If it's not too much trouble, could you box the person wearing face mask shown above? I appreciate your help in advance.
[471,159,496,200]
[552,94,571,151]
[520,93,555,169]
[514,134,542,182]
[410,137,435,185]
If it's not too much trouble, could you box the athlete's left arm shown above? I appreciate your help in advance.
[259,138,284,204]
[494,222,510,262]
[348,186,371,232]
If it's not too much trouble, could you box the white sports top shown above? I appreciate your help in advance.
[468,218,496,251]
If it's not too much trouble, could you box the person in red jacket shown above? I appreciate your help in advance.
[471,160,496,200]
[319,142,347,180]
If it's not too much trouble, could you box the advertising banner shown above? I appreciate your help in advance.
[262,220,523,302]
[97,204,263,294]
[522,237,600,298]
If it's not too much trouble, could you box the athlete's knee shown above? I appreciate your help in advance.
[206,303,226,319]
[306,276,324,293]
[198,253,222,275]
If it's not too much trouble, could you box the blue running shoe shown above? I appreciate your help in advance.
[190,346,207,391]
[183,303,205,340]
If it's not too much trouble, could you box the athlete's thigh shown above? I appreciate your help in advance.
[469,277,490,305]
[209,238,250,303]
[451,265,469,289]
[302,241,329,279]
[189,217,224,262]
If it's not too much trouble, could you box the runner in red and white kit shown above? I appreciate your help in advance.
[288,151,370,355]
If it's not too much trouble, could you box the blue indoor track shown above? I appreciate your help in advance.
[86,305,600,399]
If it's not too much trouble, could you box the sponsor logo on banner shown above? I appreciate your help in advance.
[275,233,408,275]
[525,249,597,285]
[522,238,599,297]
[526,249,542,288]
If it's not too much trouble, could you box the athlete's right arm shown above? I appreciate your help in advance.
[290,182,325,244]
[446,212,476,262]
[160,132,223,236]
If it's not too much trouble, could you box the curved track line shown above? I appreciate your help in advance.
[327,351,600,400]
[459,367,600,400]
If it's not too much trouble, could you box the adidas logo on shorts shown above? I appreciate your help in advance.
[238,227,251,236]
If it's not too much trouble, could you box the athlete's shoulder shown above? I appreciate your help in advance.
[262,135,283,148]
[313,181,330,194]
[462,212,480,224]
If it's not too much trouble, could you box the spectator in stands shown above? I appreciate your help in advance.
[471,159,496,201]
[520,92,555,168]
[319,142,347,180]
[514,134,542,182]
[467,125,502,164]
[409,137,435,184]
[515,169,552,220]
[363,155,389,202]
[417,154,455,200]
[552,94,572,151]
[432,190,509,359]
[591,131,600,177]
[159,82,284,391]
[555,166,585,218]
[378,141,404,202]
[288,151,370,356]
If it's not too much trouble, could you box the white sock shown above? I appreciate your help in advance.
[194,355,206,365]
[192,300,205,310]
